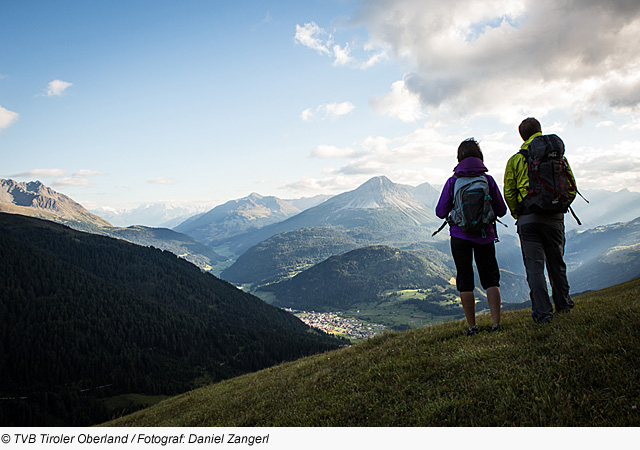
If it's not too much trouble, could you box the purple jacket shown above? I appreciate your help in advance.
[435,157,507,244]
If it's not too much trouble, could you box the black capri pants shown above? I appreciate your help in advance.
[450,236,500,292]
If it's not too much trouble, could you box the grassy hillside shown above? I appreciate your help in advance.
[104,277,640,427]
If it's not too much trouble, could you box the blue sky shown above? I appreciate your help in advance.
[2,0,640,210]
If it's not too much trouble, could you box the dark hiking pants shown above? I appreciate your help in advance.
[450,236,500,292]
[518,220,574,323]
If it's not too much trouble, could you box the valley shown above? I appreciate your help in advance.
[3,176,639,334]
[1,175,640,426]
[292,311,387,341]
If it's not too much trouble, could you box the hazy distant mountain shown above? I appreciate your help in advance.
[407,181,441,209]
[566,216,640,292]
[91,202,210,228]
[105,225,226,271]
[0,179,224,271]
[0,179,111,232]
[566,189,640,232]
[220,176,443,256]
[286,194,332,211]
[174,193,303,246]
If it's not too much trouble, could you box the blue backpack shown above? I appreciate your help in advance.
[433,175,499,238]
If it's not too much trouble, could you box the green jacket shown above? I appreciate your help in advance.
[503,132,577,219]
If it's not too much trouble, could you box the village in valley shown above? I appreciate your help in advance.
[287,310,387,341]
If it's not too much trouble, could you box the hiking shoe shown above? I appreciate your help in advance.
[490,324,500,332]
[466,326,479,336]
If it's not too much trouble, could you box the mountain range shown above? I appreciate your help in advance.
[566,217,640,292]
[1,178,225,271]
[565,188,640,232]
[90,202,212,228]
[0,212,343,426]
[4,176,640,327]
[0,179,111,232]
[174,192,304,246]
[209,176,443,257]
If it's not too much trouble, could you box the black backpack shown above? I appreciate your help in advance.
[519,134,587,223]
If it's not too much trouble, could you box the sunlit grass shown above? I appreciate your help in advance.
[103,278,640,427]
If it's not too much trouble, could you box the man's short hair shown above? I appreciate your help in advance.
[519,117,542,141]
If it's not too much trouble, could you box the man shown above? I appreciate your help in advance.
[504,117,576,323]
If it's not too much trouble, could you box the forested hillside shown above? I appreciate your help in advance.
[265,245,455,311]
[0,213,344,426]
[221,227,359,286]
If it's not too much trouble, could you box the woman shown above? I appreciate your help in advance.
[435,138,507,335]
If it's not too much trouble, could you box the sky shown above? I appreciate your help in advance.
[2,0,640,211]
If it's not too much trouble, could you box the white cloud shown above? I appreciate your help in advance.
[337,160,387,175]
[301,108,314,121]
[295,22,332,56]
[332,44,353,66]
[620,116,640,130]
[73,169,105,177]
[301,121,461,190]
[148,177,177,185]
[0,105,19,133]
[295,22,387,69]
[261,11,273,25]
[9,169,67,179]
[361,49,388,69]
[284,174,362,195]
[52,177,93,187]
[46,79,73,97]
[325,102,355,118]
[311,144,357,159]
[370,80,424,122]
[302,101,355,121]
[289,1,640,195]
[357,0,640,120]
[571,141,640,191]
[7,168,106,189]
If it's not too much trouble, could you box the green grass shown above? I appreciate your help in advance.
[347,290,463,329]
[382,288,457,305]
[103,394,170,419]
[102,278,640,427]
[344,303,458,330]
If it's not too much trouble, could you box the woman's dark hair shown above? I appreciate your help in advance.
[457,138,483,162]
[519,117,542,140]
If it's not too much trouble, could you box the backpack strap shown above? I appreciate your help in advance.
[432,220,448,237]
[569,206,582,226]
